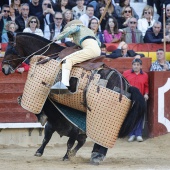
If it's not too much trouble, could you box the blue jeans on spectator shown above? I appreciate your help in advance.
[129,118,143,136]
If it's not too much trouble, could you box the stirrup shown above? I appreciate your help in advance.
[50,82,70,94]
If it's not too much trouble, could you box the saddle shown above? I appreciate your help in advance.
[58,46,105,71]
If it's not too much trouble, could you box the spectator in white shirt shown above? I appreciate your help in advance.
[72,0,86,20]
[23,16,43,36]
[79,4,99,28]
[138,5,155,36]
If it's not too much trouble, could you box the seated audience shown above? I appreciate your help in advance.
[138,5,155,37]
[23,16,43,37]
[50,12,64,41]
[88,18,104,43]
[39,0,55,40]
[166,18,170,36]
[0,4,12,43]
[106,41,144,58]
[121,17,143,44]
[10,0,21,17]
[9,7,16,21]
[54,0,68,13]
[117,6,134,29]
[96,4,112,32]
[150,49,170,71]
[123,58,149,142]
[100,43,108,55]
[159,3,170,26]
[62,9,73,26]
[15,3,29,33]
[79,4,99,28]
[2,21,18,43]
[103,16,122,43]
[72,0,86,20]
[144,21,170,43]
[102,0,118,18]
[29,0,43,18]
[115,0,139,19]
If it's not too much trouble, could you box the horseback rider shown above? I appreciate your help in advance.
[51,20,101,93]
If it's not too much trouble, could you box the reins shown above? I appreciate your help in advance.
[3,37,64,71]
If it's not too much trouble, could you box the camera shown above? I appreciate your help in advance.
[47,4,51,8]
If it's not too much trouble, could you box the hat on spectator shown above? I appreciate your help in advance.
[64,20,84,29]
[132,58,142,65]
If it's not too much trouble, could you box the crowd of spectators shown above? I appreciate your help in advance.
[0,0,170,45]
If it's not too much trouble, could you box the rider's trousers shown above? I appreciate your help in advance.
[62,38,101,70]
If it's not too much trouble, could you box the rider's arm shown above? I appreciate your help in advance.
[56,25,80,41]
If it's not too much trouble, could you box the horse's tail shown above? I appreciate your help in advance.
[118,86,146,138]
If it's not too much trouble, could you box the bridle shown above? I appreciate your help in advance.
[2,35,62,72]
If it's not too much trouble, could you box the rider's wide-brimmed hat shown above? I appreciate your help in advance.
[64,20,84,29]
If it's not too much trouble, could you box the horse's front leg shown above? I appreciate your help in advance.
[63,137,76,161]
[34,121,55,157]
[68,134,87,158]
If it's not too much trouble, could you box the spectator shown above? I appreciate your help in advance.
[0,4,12,43]
[54,0,68,13]
[103,16,122,43]
[15,3,29,33]
[123,58,149,142]
[115,0,139,19]
[137,5,155,37]
[72,0,86,20]
[62,9,73,26]
[50,11,64,41]
[121,17,143,44]
[10,0,21,17]
[9,7,16,21]
[2,21,18,43]
[23,16,43,37]
[29,0,43,18]
[39,0,55,40]
[79,4,99,28]
[117,6,134,29]
[159,4,170,27]
[100,43,108,55]
[102,0,118,18]
[166,18,170,36]
[67,0,77,10]
[106,41,144,58]
[150,49,170,71]
[147,0,161,16]
[96,4,109,32]
[144,21,170,43]
[88,18,104,43]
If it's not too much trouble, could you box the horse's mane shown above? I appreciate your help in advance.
[16,32,57,45]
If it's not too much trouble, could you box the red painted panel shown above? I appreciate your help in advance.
[0,112,37,123]
[0,93,22,103]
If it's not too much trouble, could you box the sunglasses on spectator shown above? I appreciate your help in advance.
[30,21,37,23]
[91,22,98,24]
[55,18,62,20]
[3,10,10,13]
[124,10,131,13]
[144,11,151,14]
[43,3,50,6]
[130,21,137,24]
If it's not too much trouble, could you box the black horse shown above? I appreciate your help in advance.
[2,32,146,164]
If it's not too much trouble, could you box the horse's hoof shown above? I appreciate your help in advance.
[34,152,42,157]
[68,150,76,158]
[63,156,69,161]
[90,153,105,165]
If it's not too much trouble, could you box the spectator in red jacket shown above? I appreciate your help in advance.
[123,58,149,142]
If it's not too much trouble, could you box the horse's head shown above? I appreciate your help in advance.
[2,32,24,75]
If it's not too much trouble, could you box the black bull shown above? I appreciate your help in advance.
[1,32,146,163]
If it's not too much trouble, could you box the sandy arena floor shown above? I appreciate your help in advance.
[0,134,170,170]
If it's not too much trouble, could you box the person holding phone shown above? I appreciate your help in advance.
[39,0,55,40]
